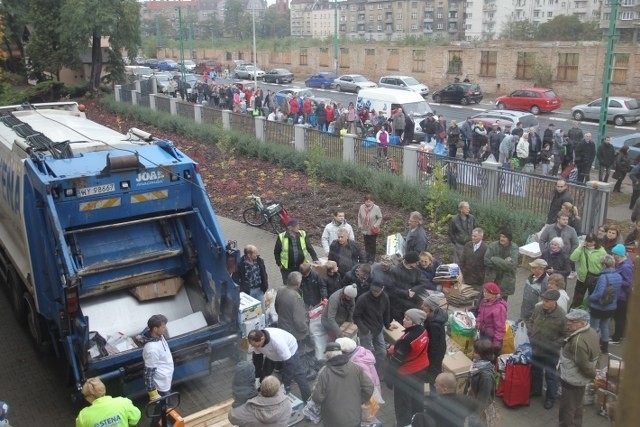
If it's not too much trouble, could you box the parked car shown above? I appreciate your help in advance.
[144,58,159,69]
[496,88,561,114]
[134,56,146,65]
[470,110,540,131]
[178,60,196,72]
[157,59,179,71]
[235,65,265,80]
[153,73,173,93]
[431,83,483,105]
[194,60,218,74]
[378,75,429,98]
[571,97,640,126]
[610,133,640,158]
[274,88,315,107]
[333,74,377,93]
[305,72,337,89]
[263,68,294,84]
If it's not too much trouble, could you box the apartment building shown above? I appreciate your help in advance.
[310,2,339,39]
[600,0,640,42]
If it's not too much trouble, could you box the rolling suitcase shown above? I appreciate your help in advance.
[500,362,532,407]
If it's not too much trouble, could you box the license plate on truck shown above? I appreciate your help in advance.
[78,183,115,197]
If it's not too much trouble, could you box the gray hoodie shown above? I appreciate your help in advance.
[228,392,292,427]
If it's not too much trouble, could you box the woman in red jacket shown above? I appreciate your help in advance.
[387,308,429,427]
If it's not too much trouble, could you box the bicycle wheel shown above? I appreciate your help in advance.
[270,216,287,234]
[243,207,267,227]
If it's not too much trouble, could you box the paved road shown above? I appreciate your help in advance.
[0,211,619,426]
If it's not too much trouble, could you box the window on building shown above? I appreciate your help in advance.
[548,11,553,17]
[437,22,444,29]
[340,48,350,68]
[319,48,329,66]
[412,1,418,7]
[411,24,418,30]
[378,3,383,9]
[613,53,629,83]
[557,53,578,81]
[397,13,403,19]
[448,50,463,73]
[370,15,374,20]
[388,49,400,69]
[369,24,374,31]
[300,48,308,66]
[412,49,426,72]
[351,16,355,21]
[369,4,374,9]
[516,51,536,79]
[479,50,497,77]
[620,11,634,20]
[377,14,381,20]
[379,24,384,31]
[467,12,472,18]
[350,4,356,10]
[437,12,443,18]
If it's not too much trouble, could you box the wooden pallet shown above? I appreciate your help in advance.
[183,398,235,427]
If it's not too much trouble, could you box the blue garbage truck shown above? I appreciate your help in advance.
[0,102,239,398]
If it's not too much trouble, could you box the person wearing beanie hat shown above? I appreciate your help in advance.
[559,308,600,427]
[422,295,448,388]
[588,254,622,353]
[527,286,566,410]
[321,284,356,340]
[477,283,507,355]
[387,309,430,427]
[311,340,374,427]
[484,226,519,300]
[611,243,633,344]
[336,337,386,404]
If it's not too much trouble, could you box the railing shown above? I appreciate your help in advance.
[113,83,611,232]
[264,120,295,146]
[140,78,155,95]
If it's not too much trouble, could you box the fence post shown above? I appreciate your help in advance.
[221,110,232,131]
[169,97,177,116]
[194,104,202,124]
[582,181,612,234]
[403,145,420,183]
[255,116,266,142]
[135,80,141,92]
[343,133,356,163]
[481,160,500,205]
[115,85,122,102]
[294,124,306,152]
[149,94,157,111]
[131,90,138,106]
[150,77,158,94]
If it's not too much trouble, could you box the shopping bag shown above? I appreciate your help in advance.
[450,311,477,356]
[361,396,380,422]
[501,363,532,407]
[390,135,400,145]
[561,162,576,179]
[500,322,515,355]
[513,320,529,348]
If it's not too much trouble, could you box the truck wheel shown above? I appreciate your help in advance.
[8,267,26,321]
[25,293,49,352]
[243,207,267,227]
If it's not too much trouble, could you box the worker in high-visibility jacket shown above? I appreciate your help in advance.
[75,377,141,427]
[274,218,318,285]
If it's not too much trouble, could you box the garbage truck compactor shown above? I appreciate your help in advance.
[0,102,239,397]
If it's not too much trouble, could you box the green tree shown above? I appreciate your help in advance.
[536,15,601,41]
[0,0,29,75]
[224,0,247,40]
[61,0,140,91]
[260,6,290,38]
[499,20,537,40]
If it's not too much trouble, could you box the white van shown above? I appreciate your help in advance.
[356,88,433,142]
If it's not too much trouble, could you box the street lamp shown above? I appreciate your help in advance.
[334,0,338,75]
[177,6,186,82]
[252,2,258,91]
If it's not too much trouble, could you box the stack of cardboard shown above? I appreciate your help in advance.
[340,322,358,338]
[238,292,265,338]
[129,277,183,301]
[445,284,481,308]
[442,349,473,393]
[383,320,404,344]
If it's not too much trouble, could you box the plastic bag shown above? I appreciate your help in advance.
[485,154,497,163]
[450,311,477,356]
[514,320,529,348]
[361,396,380,422]
[303,399,321,424]
[264,288,278,325]
[500,322,515,355]
[309,316,328,361]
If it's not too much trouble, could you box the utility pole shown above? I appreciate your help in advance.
[188,6,194,59]
[334,0,338,75]
[597,0,618,155]
[178,6,186,82]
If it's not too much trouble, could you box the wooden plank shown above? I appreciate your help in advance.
[184,398,234,427]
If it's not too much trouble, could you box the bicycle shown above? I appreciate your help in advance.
[242,194,290,234]
[369,154,399,174]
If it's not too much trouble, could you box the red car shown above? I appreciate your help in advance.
[495,88,561,114]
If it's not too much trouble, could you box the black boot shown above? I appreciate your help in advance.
[600,341,609,354]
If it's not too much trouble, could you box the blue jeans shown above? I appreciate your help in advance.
[359,329,386,362]
[531,351,559,401]
[249,288,265,313]
[281,351,311,402]
[590,312,613,342]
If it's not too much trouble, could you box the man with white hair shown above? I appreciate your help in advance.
[558,309,600,427]
[321,284,357,339]
[312,342,374,427]
[539,211,579,255]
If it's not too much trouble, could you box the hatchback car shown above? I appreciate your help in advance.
[333,75,377,93]
[470,110,539,132]
[263,68,294,84]
[194,60,218,74]
[432,83,483,105]
[496,88,561,114]
[571,97,640,126]
[157,59,179,71]
[378,75,429,98]
[305,72,337,89]
[144,58,159,69]
[235,65,265,80]
[178,60,196,72]
[610,133,640,158]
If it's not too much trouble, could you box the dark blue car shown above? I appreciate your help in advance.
[157,59,179,71]
[305,72,336,89]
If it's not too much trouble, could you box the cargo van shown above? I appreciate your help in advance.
[356,88,433,142]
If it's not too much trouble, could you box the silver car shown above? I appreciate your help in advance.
[333,74,377,93]
[235,65,265,80]
[379,75,429,98]
[571,96,640,126]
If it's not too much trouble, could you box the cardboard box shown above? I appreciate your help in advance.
[443,351,473,375]
[239,292,263,322]
[383,321,404,344]
[340,322,358,338]
[240,314,266,338]
[166,311,207,338]
[129,277,183,301]
[445,335,462,353]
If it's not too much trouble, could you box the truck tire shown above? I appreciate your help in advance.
[25,292,49,352]
[243,207,267,227]
[8,267,26,321]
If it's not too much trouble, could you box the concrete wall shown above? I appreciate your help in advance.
[158,40,640,101]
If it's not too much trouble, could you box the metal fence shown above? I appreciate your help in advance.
[138,93,150,109]
[417,153,484,200]
[176,101,194,120]
[229,111,255,135]
[304,128,343,161]
[120,83,135,103]
[140,78,155,95]
[155,96,171,114]
[264,120,295,146]
[202,105,223,126]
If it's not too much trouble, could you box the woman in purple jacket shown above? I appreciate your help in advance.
[476,282,507,355]
[611,244,633,344]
